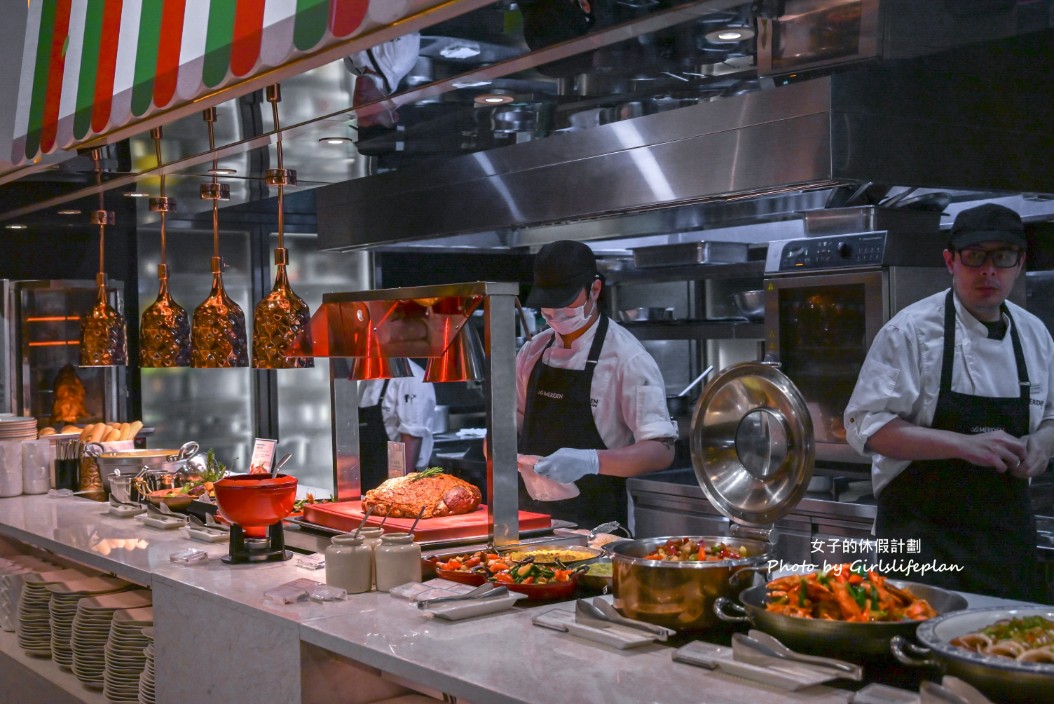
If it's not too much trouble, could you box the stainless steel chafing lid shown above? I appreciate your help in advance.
[689,361,815,534]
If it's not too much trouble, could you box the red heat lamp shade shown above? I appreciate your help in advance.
[213,474,298,536]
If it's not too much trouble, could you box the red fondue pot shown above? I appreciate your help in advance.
[214,473,297,538]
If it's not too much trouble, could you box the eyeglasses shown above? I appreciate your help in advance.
[956,248,1023,268]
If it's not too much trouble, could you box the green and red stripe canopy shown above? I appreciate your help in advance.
[12,0,431,163]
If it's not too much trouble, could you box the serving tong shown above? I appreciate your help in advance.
[732,631,863,680]
[574,597,675,640]
[415,582,509,609]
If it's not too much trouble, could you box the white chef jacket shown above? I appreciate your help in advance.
[844,289,1054,496]
[515,317,678,449]
[359,360,436,470]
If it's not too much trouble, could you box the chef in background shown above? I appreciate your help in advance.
[844,204,1054,602]
[358,360,437,492]
[517,239,677,528]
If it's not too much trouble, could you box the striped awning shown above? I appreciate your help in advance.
[12,0,453,164]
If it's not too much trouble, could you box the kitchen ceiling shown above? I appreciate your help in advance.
[0,0,1051,243]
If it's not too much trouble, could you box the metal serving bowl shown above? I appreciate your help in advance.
[715,581,968,660]
[893,606,1054,704]
[732,290,765,320]
[609,535,772,632]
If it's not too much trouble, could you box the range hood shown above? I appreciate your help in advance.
[317,28,1054,251]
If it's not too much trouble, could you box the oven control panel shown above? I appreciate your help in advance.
[770,232,887,271]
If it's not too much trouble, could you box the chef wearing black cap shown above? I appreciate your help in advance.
[845,204,1054,601]
[517,240,677,528]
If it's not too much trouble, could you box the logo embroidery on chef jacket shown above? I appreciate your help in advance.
[538,390,564,400]
[590,398,598,408]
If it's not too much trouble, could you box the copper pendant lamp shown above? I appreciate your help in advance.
[140,127,191,367]
[252,84,313,369]
[424,324,485,383]
[190,107,248,368]
[80,148,128,367]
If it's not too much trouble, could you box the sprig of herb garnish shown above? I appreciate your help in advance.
[409,467,444,482]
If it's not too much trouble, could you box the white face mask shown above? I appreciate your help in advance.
[542,292,595,335]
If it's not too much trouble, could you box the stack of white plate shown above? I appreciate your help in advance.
[0,555,56,631]
[103,607,154,704]
[48,576,132,670]
[0,416,38,441]
[16,567,95,656]
[138,627,155,704]
[71,589,152,689]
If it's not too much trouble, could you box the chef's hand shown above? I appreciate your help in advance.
[534,448,600,484]
[958,430,1027,475]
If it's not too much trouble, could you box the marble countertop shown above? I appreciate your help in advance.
[0,492,1032,704]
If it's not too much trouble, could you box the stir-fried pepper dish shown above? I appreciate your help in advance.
[766,563,937,622]
[643,537,749,562]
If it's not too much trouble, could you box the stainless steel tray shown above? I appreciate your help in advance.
[284,515,576,550]
[631,241,748,268]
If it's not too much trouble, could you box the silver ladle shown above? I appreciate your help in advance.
[271,453,292,478]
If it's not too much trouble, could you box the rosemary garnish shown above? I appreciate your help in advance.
[409,467,444,482]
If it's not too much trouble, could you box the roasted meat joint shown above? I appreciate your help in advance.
[4,2,1054,704]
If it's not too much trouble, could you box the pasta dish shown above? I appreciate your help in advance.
[950,616,1054,663]
[766,563,937,622]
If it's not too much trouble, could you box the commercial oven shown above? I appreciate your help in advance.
[762,228,966,464]
[1,279,126,426]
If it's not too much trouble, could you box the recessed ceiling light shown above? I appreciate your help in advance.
[57,209,81,215]
[319,137,353,145]
[439,42,481,60]
[5,224,27,230]
[452,79,492,90]
[705,26,755,43]
[124,191,149,198]
[207,167,237,176]
[474,91,515,106]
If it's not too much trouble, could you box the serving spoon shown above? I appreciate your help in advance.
[271,453,292,478]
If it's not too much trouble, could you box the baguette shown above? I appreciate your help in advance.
[103,426,121,443]
[86,424,107,444]
[120,420,143,441]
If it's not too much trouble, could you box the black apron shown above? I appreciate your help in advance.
[359,379,390,495]
[519,316,627,529]
[876,291,1044,601]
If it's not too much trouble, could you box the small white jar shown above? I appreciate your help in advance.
[325,534,373,594]
[358,527,384,589]
[374,532,421,592]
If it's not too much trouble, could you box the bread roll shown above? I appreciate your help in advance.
[39,427,57,437]
[103,426,121,443]
[79,424,96,443]
[120,420,143,441]
[87,424,107,443]
[61,424,80,434]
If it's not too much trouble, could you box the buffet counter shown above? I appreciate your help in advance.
[0,493,1030,704]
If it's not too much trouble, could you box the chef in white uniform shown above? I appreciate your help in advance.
[358,360,436,491]
[516,239,677,528]
[844,204,1054,601]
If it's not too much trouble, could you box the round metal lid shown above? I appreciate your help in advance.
[689,361,814,528]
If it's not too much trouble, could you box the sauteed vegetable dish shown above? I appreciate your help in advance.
[950,615,1054,663]
[491,562,576,586]
[643,537,749,562]
[766,563,937,623]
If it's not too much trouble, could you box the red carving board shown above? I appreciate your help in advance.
[301,500,551,541]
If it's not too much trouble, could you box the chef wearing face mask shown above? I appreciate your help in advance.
[516,240,677,528]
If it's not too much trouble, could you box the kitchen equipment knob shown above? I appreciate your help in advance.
[837,242,852,258]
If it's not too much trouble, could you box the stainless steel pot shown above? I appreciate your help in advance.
[714,581,968,660]
[891,606,1054,704]
[85,441,199,492]
[609,535,772,632]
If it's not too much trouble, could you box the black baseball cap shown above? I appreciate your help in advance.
[948,203,1027,250]
[526,240,598,308]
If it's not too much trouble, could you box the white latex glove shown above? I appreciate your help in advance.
[534,448,600,484]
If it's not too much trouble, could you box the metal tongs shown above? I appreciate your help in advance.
[732,631,863,680]
[575,597,675,640]
[415,583,509,609]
